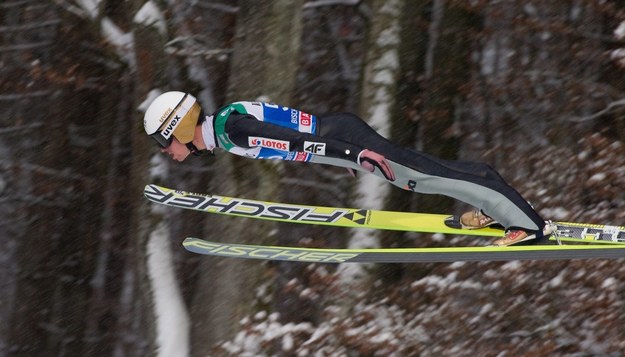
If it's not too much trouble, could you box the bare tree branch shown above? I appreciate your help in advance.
[0,123,44,135]
[0,91,52,101]
[0,20,60,32]
[0,41,53,52]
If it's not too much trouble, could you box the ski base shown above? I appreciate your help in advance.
[146,184,625,245]
[183,238,625,263]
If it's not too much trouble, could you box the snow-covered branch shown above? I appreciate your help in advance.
[134,0,167,36]
[0,20,60,32]
[194,2,239,13]
[0,41,53,52]
[0,91,51,101]
[568,98,625,123]
[53,0,99,19]
[303,0,371,18]
[303,0,360,8]
[164,46,232,59]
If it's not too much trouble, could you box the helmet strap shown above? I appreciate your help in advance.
[185,142,212,157]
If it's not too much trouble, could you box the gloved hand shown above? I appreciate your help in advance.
[358,149,396,181]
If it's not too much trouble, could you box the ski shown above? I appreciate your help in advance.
[182,238,625,263]
[144,184,625,245]
[144,184,502,236]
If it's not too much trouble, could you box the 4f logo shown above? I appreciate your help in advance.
[404,180,417,192]
[304,141,326,155]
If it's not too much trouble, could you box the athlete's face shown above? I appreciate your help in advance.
[161,137,191,162]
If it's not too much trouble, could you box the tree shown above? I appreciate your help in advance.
[346,0,406,285]
[2,1,139,355]
[188,0,305,352]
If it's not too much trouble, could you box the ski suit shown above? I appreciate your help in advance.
[200,101,545,232]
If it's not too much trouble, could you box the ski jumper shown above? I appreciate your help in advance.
[201,101,545,232]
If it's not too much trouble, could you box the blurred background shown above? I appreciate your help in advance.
[2,0,625,356]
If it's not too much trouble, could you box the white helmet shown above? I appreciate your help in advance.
[144,91,201,147]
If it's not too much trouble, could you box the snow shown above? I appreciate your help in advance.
[615,21,625,40]
[76,0,101,19]
[101,18,132,50]
[547,270,565,288]
[610,48,625,67]
[376,25,400,47]
[254,310,267,321]
[431,232,445,242]
[372,54,398,85]
[588,172,606,183]
[611,21,625,67]
[540,207,569,220]
[411,271,483,291]
[139,89,163,112]
[217,293,433,356]
[601,277,616,289]
[134,1,168,36]
[222,313,318,356]
[500,260,522,271]
[100,18,136,69]
[147,223,190,357]
[282,332,294,351]
[149,154,169,183]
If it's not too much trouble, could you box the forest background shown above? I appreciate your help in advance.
[2,0,625,356]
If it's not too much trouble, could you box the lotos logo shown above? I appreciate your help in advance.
[249,136,290,151]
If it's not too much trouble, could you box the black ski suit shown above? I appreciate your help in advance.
[204,101,545,232]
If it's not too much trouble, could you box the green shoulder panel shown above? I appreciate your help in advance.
[213,103,249,150]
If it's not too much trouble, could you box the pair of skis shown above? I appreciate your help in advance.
[144,184,625,263]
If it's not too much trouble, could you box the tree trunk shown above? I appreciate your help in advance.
[226,0,303,102]
[189,0,304,353]
[345,0,405,285]
[129,1,182,355]
[2,2,137,355]
[418,0,475,212]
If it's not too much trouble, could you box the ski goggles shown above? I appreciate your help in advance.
[150,130,174,148]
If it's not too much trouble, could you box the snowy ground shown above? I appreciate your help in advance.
[212,134,625,356]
